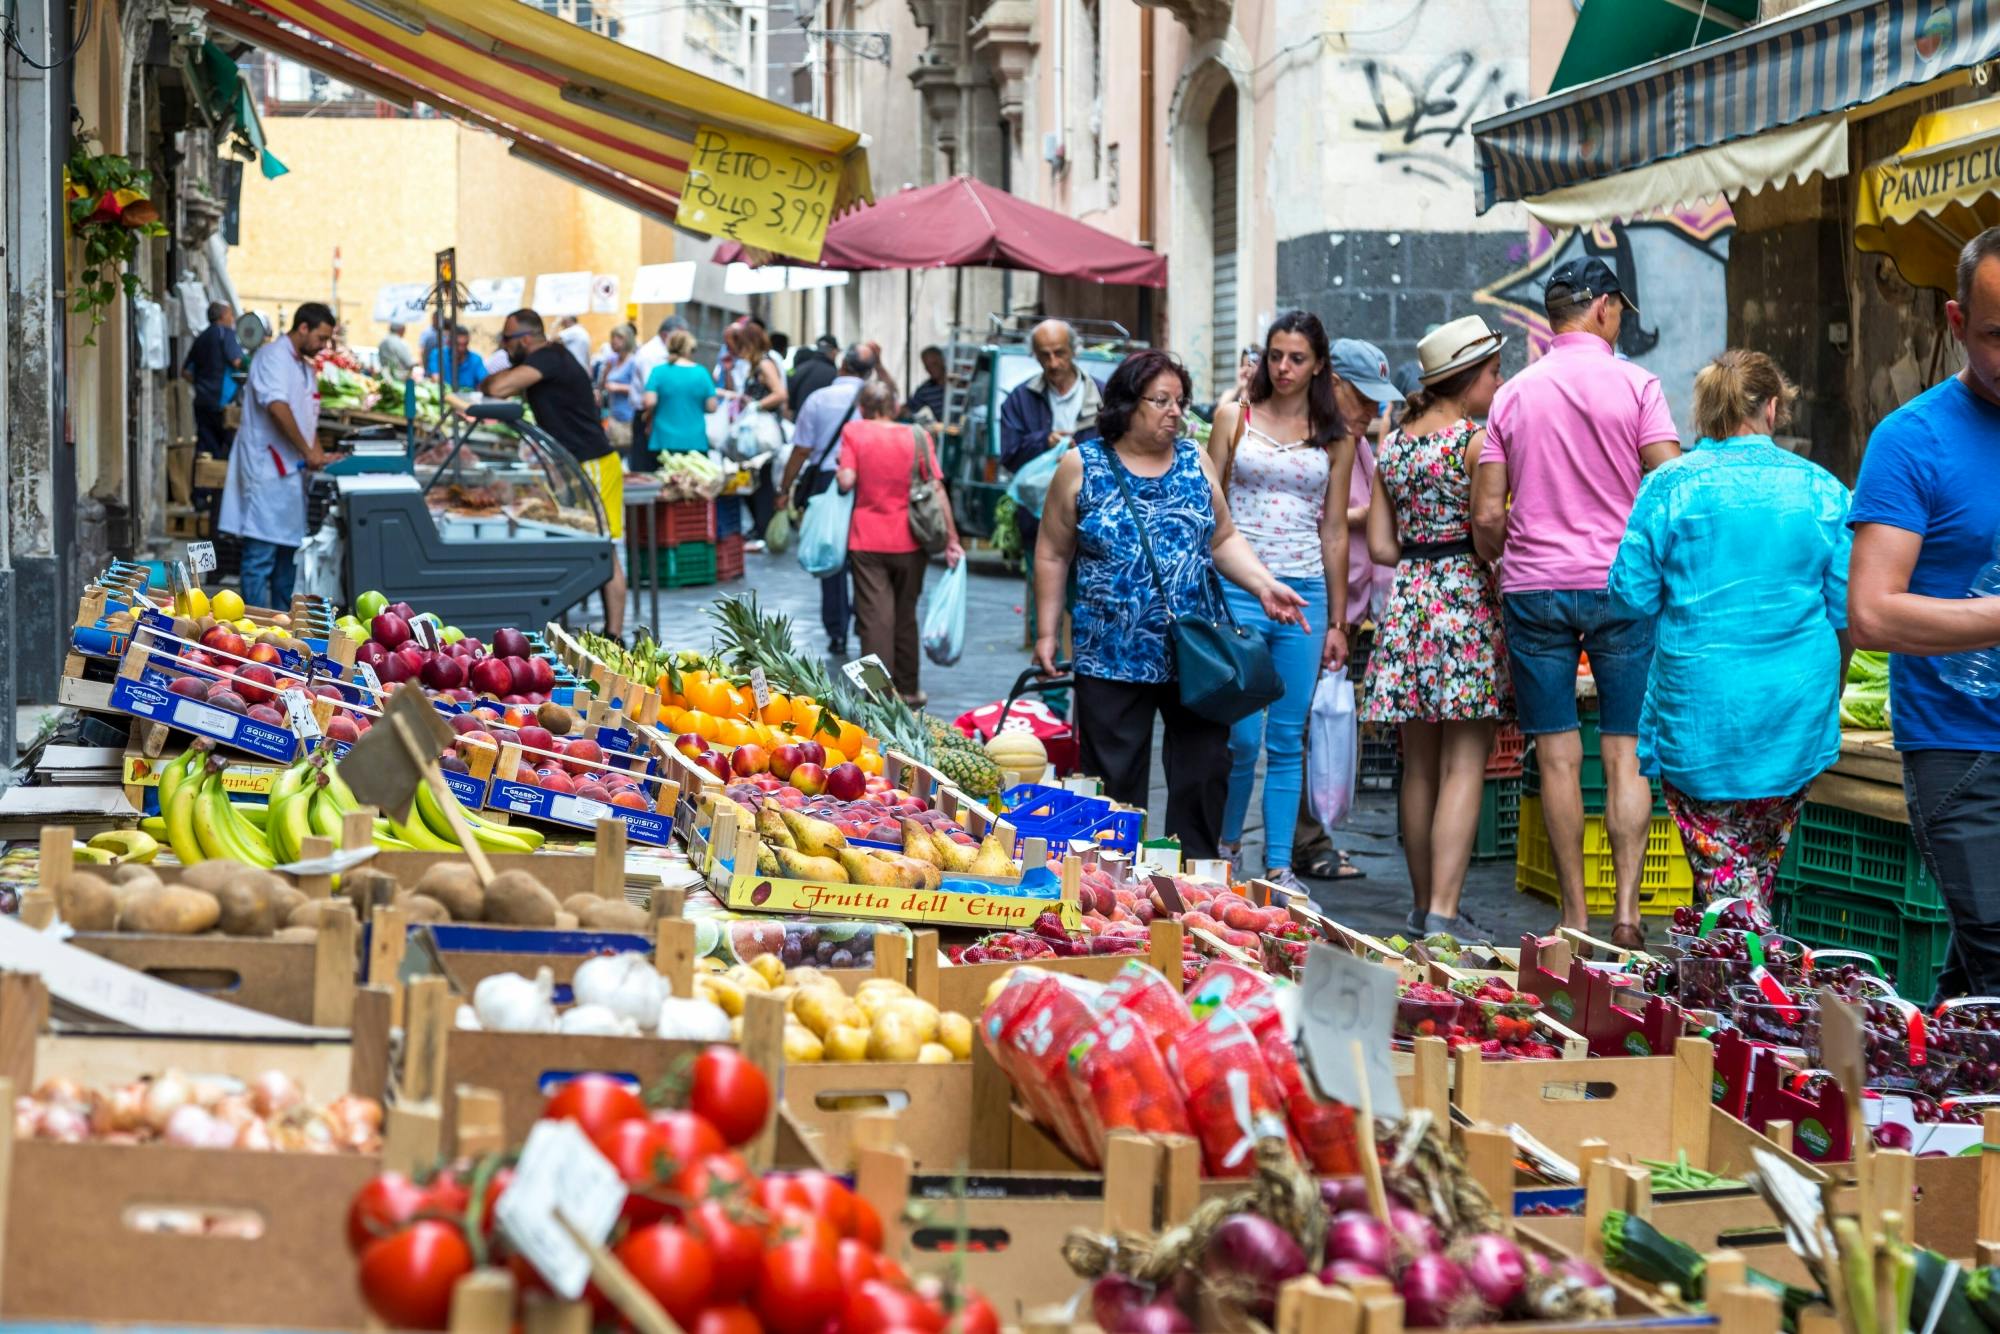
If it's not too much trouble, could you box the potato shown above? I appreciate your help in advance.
[176,860,254,898]
[482,870,559,926]
[274,926,319,943]
[578,900,649,932]
[396,891,451,925]
[344,868,402,914]
[414,864,484,922]
[212,875,276,937]
[553,911,579,931]
[61,872,119,932]
[287,899,351,930]
[112,863,163,886]
[119,884,222,935]
[269,884,308,923]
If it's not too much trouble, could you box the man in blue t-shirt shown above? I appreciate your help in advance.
[1850,226,2000,1002]
[424,326,484,390]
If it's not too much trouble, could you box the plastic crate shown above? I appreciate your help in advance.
[652,541,717,588]
[1779,884,1954,1003]
[1774,802,1944,917]
[716,533,746,582]
[1358,722,1400,792]
[1472,776,1521,863]
[714,495,744,539]
[1486,723,1525,778]
[1514,793,1694,915]
[657,499,716,546]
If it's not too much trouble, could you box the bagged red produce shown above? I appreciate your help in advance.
[1258,1025,1360,1173]
[1094,960,1195,1058]
[979,967,1105,1166]
[1067,1007,1194,1144]
[1186,961,1283,1041]
[1169,1006,1298,1176]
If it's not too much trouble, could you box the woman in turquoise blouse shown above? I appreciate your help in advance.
[1608,350,1853,926]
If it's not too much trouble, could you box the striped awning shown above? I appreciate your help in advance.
[195,0,870,229]
[1473,0,2000,214]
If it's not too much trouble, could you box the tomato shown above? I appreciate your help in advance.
[688,1200,767,1300]
[755,1174,807,1215]
[755,1237,843,1334]
[875,1253,911,1289]
[478,1167,515,1242]
[950,1292,1001,1334]
[505,1251,551,1297]
[693,1306,763,1334]
[786,1170,857,1238]
[765,1203,840,1253]
[541,1073,646,1139]
[850,1190,885,1250]
[420,1170,472,1217]
[357,1221,473,1330]
[834,1236,883,1289]
[649,1107,727,1174]
[689,1046,771,1147]
[673,1149,754,1209]
[843,1278,947,1334]
[593,1118,675,1225]
[613,1223,714,1328]
[346,1174,430,1255]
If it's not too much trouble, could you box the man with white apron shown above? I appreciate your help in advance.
[218,301,339,611]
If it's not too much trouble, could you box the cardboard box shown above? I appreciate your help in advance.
[166,444,194,505]
[69,934,328,1024]
[782,1061,971,1172]
[192,456,230,490]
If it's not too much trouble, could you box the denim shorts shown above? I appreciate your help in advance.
[1501,589,1654,736]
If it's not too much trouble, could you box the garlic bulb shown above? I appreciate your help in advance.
[473,968,557,1033]
[656,995,733,1042]
[573,954,667,1028]
[454,1003,483,1031]
[558,1004,641,1037]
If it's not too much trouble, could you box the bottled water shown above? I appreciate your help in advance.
[1941,532,2000,698]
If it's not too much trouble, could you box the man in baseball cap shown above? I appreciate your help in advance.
[1328,337,1406,410]
[1543,257,1640,317]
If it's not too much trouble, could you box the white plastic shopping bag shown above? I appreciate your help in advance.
[921,560,968,666]
[1004,441,1070,519]
[796,484,854,578]
[1306,672,1358,828]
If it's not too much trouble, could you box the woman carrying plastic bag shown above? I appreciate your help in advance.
[922,560,968,666]
[1306,671,1358,829]
[796,484,854,578]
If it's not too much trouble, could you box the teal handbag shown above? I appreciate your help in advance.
[1101,445,1283,726]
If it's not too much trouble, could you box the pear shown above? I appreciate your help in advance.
[756,840,781,875]
[901,818,943,867]
[838,848,906,887]
[896,854,941,892]
[780,807,848,858]
[758,804,798,850]
[776,846,849,883]
[933,832,978,873]
[967,833,1014,878]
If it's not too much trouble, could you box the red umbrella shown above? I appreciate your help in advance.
[715,175,1166,287]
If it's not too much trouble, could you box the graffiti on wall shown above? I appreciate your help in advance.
[1475,202,1735,434]
[1345,53,1526,187]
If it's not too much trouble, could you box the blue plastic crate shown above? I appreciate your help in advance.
[714,495,744,537]
[1076,805,1143,854]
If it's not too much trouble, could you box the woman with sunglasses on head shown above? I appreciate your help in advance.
[1033,350,1308,859]
[1203,312,1362,890]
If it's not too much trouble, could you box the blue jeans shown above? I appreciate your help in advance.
[1221,576,1325,870]
[239,539,297,612]
[1501,588,1654,736]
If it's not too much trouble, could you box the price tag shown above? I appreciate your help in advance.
[355,661,383,697]
[1146,872,1185,915]
[1298,943,1404,1119]
[749,666,771,711]
[281,688,322,741]
[1817,988,1866,1098]
[840,654,895,696]
[495,1119,627,1299]
[677,125,842,263]
[185,541,216,574]
[410,618,439,652]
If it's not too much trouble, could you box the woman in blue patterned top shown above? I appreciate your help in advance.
[1032,349,1310,857]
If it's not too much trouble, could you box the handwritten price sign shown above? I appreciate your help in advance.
[678,125,842,263]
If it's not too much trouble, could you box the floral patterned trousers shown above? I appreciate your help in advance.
[1661,780,1810,924]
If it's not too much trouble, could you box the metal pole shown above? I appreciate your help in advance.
[903,269,913,398]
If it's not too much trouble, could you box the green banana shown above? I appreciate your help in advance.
[370,820,415,852]
[163,763,205,865]
[236,802,270,832]
[415,779,532,854]
[139,816,168,839]
[307,782,346,841]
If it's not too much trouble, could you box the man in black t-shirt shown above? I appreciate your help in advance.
[482,307,627,638]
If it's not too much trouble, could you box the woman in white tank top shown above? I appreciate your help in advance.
[1204,312,1359,891]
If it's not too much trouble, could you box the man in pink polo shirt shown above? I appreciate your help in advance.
[1471,258,1681,946]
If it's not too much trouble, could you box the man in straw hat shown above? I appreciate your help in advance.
[1471,257,1682,949]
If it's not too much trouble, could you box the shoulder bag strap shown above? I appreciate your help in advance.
[1223,405,1249,492]
[1100,443,1237,625]
[812,388,863,474]
[908,424,934,484]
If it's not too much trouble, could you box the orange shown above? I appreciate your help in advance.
[792,702,823,742]
[760,694,793,727]
[835,719,867,758]
[821,745,848,768]
[719,718,756,748]
[686,710,719,741]
[662,706,691,733]
[694,677,735,719]
[856,747,884,775]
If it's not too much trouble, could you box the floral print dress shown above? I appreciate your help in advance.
[1361,419,1511,722]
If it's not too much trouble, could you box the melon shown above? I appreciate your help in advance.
[984,729,1048,784]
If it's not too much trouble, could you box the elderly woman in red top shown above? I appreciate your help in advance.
[837,380,965,706]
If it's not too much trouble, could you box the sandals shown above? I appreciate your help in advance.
[1301,849,1365,881]
[1609,922,1646,951]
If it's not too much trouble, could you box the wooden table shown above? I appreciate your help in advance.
[1811,729,1906,823]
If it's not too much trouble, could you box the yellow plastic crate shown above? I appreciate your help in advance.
[1515,794,1694,915]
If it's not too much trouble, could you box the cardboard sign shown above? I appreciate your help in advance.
[749,667,772,711]
[185,541,216,574]
[840,654,894,697]
[123,752,286,794]
[725,873,1077,931]
[1817,989,1867,1098]
[495,1119,627,1300]
[1298,943,1404,1119]
[354,661,382,696]
[338,683,456,822]
[677,125,843,262]
[281,688,322,742]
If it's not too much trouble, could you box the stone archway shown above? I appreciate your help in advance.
[1168,41,1252,400]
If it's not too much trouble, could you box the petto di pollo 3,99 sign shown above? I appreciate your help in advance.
[677,125,842,263]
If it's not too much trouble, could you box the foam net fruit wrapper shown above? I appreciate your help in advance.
[1186,960,1284,1041]
[980,967,1105,1166]
[1067,1008,1194,1145]
[1094,959,1195,1058]
[1169,1006,1299,1176]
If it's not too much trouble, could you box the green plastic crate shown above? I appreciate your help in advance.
[1473,776,1521,863]
[1778,883,1954,1003]
[1774,802,1944,918]
[652,541,717,588]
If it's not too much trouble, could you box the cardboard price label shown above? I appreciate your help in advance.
[281,688,322,741]
[185,541,216,574]
[678,125,843,263]
[355,661,383,696]
[749,666,772,711]
[1298,943,1404,1120]
[495,1119,627,1299]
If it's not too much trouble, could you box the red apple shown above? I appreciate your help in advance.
[469,657,515,697]
[491,627,531,660]
[246,703,284,726]
[457,730,497,753]
[537,770,576,794]
[206,689,248,715]
[769,744,804,781]
[439,753,470,774]
[517,725,555,755]
[310,683,344,701]
[371,613,412,648]
[202,628,248,661]
[790,762,827,796]
[324,715,361,742]
[449,713,484,736]
[167,675,207,698]
[355,641,389,670]
[674,732,705,760]
[795,739,826,767]
[379,653,417,684]
[824,762,866,802]
[576,782,611,804]
[695,750,730,782]
[526,657,556,694]
[731,744,769,777]
[394,645,427,679]
[421,656,465,690]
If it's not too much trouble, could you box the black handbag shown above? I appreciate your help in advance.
[1100,444,1283,726]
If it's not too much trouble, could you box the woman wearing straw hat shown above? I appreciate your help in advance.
[1361,315,1514,941]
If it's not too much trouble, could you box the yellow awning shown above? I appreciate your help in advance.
[1856,96,2000,293]
[209,0,870,229]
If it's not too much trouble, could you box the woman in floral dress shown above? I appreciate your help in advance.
[1361,316,1512,940]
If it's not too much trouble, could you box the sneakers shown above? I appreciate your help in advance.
[1263,867,1309,895]
[1423,911,1473,943]
[1218,842,1245,879]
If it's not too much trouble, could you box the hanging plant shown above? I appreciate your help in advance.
[65,132,168,346]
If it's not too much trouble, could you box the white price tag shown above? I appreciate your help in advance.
[355,662,383,696]
[1298,943,1404,1119]
[495,1119,627,1299]
[749,666,771,711]
[172,697,235,735]
[556,795,612,825]
[281,688,322,741]
[185,542,217,574]
[410,619,440,652]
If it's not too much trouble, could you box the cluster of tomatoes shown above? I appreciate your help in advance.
[346,1048,998,1334]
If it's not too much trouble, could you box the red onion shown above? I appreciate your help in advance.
[1388,1204,1443,1257]
[1204,1212,1309,1320]
[1555,1256,1615,1306]
[1117,1302,1196,1334]
[1092,1274,1150,1331]
[1320,1176,1371,1215]
[1323,1211,1394,1272]
[1456,1232,1528,1313]
[1321,1259,1390,1285]
[1400,1253,1472,1328]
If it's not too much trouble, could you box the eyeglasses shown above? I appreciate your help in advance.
[501,329,533,343]
[1141,394,1191,414]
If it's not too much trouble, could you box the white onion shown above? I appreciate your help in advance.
[161,1104,218,1147]
[143,1071,192,1130]
[249,1071,303,1117]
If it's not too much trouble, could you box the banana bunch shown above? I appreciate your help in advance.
[265,755,545,860]
[160,745,277,868]
[74,829,159,866]
[375,771,544,856]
